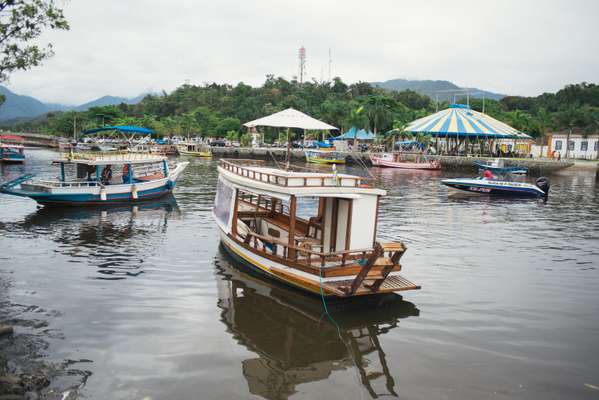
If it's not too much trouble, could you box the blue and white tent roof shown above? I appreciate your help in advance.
[405,104,531,139]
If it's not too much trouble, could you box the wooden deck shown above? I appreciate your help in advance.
[328,274,420,296]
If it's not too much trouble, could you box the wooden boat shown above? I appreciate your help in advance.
[369,152,441,170]
[441,176,550,197]
[0,152,189,206]
[474,159,528,175]
[176,142,212,157]
[305,149,346,164]
[0,135,25,163]
[213,159,420,298]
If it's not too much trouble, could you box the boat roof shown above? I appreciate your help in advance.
[0,135,24,141]
[219,159,385,199]
[82,125,155,135]
[54,152,166,165]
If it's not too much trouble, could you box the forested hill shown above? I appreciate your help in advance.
[5,77,599,143]
[370,79,506,100]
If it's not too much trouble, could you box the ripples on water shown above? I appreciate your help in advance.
[1,149,598,399]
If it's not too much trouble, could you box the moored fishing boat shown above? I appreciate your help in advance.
[369,152,441,170]
[304,149,346,164]
[0,152,189,206]
[441,176,550,197]
[474,159,528,175]
[213,159,420,298]
[0,135,25,163]
[176,142,212,157]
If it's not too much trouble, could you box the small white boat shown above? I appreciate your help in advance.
[1,152,189,206]
[176,142,212,157]
[474,158,528,174]
[0,135,25,163]
[370,152,441,170]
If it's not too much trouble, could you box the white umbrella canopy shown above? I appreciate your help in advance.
[244,108,338,131]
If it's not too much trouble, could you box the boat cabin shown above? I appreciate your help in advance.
[214,159,420,297]
[48,152,170,185]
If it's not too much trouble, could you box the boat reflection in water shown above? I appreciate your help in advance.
[215,248,420,399]
[9,196,180,279]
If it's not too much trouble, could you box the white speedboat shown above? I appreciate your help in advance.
[442,176,550,197]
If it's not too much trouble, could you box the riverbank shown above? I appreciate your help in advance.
[3,132,577,174]
[209,147,574,175]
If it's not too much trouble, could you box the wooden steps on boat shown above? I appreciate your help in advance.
[330,275,420,295]
[380,242,406,252]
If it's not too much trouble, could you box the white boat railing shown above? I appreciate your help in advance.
[220,159,366,188]
[59,151,165,163]
[32,180,100,188]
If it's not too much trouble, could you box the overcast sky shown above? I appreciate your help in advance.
[4,0,599,105]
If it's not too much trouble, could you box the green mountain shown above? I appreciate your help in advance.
[0,85,57,121]
[74,94,147,111]
[0,86,146,122]
[371,79,506,101]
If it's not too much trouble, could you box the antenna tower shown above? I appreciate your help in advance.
[298,46,306,84]
[328,48,332,82]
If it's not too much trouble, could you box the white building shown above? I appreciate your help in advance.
[547,132,598,159]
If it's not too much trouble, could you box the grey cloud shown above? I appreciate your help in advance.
[5,0,599,104]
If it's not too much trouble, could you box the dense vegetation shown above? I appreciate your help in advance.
[6,77,599,143]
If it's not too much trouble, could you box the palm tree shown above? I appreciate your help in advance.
[363,95,393,135]
[554,104,583,159]
[536,108,552,158]
[384,120,409,151]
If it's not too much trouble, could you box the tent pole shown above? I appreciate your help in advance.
[286,128,291,170]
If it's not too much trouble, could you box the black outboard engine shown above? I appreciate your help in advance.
[535,177,550,196]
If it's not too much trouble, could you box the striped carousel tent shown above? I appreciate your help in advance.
[405,104,531,139]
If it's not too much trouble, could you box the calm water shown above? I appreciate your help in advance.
[1,149,599,400]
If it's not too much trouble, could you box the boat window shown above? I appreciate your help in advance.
[595,141,598,151]
[555,140,562,150]
[568,141,575,151]
[214,179,234,225]
[581,141,588,151]
[285,197,319,220]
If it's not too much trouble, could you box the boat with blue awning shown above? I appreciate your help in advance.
[0,152,188,206]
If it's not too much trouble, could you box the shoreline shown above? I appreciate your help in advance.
[3,132,588,174]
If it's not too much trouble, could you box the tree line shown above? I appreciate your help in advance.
[5,77,599,144]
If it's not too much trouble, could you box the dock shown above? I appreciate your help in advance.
[210,147,574,174]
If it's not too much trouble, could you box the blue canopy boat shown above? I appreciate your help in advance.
[474,159,528,175]
[0,152,189,206]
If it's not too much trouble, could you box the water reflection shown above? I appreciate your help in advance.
[0,197,180,279]
[215,249,419,400]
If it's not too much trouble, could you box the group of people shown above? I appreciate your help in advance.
[84,164,132,185]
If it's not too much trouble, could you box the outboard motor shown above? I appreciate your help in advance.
[535,177,550,196]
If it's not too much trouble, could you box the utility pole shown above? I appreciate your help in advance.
[73,115,77,142]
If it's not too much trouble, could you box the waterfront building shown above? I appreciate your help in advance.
[546,131,599,159]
